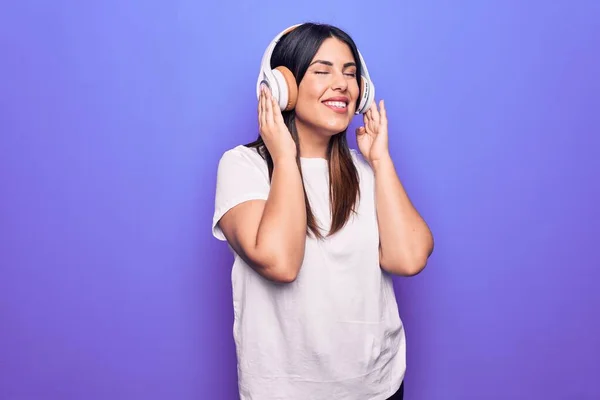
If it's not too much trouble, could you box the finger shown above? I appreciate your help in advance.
[370,101,380,127]
[379,99,387,123]
[258,89,262,125]
[260,87,269,129]
[356,126,366,136]
[366,111,375,133]
[272,96,283,123]
[265,87,273,124]
[369,106,376,123]
[258,85,262,113]
[259,88,265,128]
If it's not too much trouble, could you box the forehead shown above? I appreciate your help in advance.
[312,37,355,63]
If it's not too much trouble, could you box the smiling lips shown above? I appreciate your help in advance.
[322,97,349,114]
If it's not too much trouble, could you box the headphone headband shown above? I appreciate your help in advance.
[256,23,375,114]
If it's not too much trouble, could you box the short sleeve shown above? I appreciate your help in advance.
[212,146,271,241]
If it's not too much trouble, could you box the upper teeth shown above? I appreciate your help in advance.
[324,101,346,108]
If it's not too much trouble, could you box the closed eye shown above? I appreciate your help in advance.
[315,71,356,77]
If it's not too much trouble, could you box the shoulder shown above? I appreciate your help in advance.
[217,145,268,175]
[219,144,265,165]
[349,148,374,178]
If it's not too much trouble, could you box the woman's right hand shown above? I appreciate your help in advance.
[258,84,297,163]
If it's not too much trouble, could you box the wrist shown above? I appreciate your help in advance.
[272,154,298,167]
[370,153,393,173]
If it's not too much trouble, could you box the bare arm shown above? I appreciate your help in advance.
[218,86,306,283]
[356,99,433,276]
[218,157,306,283]
[373,155,433,276]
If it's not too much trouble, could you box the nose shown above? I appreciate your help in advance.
[331,70,348,92]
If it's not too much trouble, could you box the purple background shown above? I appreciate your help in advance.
[1,0,599,399]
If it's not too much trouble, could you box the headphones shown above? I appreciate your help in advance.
[256,23,375,115]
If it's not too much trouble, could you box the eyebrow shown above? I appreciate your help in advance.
[309,60,357,68]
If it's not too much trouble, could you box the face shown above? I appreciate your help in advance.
[294,37,360,138]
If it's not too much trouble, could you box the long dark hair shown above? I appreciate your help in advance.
[246,23,362,239]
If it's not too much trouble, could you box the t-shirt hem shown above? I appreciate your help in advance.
[373,375,404,400]
[237,364,405,400]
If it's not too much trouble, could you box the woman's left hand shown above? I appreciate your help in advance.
[356,100,391,166]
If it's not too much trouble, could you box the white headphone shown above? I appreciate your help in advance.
[256,23,375,115]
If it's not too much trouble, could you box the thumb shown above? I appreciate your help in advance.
[356,126,366,136]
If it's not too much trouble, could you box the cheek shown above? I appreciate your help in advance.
[297,80,325,103]
[351,81,360,99]
[294,85,324,117]
[348,82,361,113]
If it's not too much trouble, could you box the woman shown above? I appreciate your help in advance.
[212,22,433,400]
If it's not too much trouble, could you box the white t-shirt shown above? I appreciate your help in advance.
[212,144,406,400]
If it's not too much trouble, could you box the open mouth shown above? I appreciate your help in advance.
[322,98,349,114]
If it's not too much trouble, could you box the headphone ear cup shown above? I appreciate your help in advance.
[356,76,368,114]
[272,66,298,111]
[357,75,374,114]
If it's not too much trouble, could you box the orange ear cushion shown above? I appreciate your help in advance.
[275,66,298,110]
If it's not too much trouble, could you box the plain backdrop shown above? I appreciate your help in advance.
[1,0,599,399]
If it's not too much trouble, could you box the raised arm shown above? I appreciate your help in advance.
[218,86,306,283]
[372,154,433,276]
[356,100,434,276]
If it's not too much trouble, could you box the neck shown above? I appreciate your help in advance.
[295,119,331,159]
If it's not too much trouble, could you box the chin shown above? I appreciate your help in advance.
[321,124,349,136]
[322,117,352,135]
